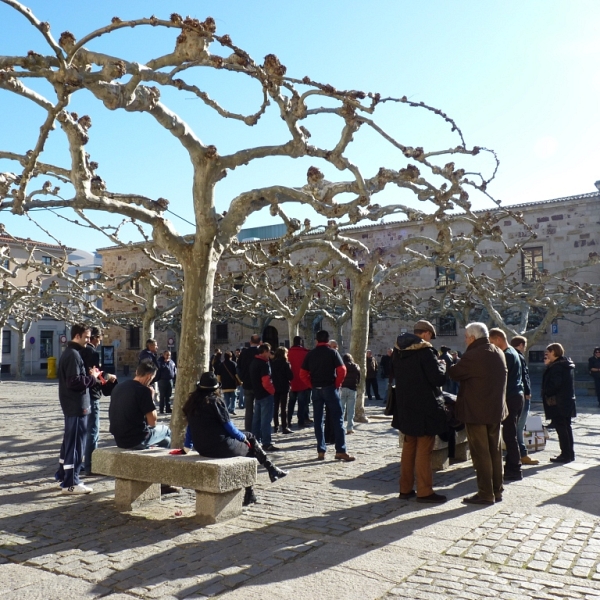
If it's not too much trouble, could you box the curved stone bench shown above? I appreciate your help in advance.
[92,447,256,525]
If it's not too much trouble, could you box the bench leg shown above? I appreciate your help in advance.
[453,441,471,463]
[431,447,449,472]
[195,488,244,525]
[114,479,161,511]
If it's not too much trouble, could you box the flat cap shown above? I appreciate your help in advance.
[414,319,437,339]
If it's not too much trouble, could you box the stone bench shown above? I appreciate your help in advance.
[398,429,470,471]
[92,447,256,525]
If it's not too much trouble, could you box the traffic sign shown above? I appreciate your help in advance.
[29,336,35,344]
[168,337,175,346]
[59,334,67,344]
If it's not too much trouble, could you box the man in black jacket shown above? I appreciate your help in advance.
[392,319,448,503]
[237,334,261,431]
[78,327,117,477]
[55,323,101,494]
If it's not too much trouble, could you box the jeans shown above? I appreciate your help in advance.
[400,434,435,497]
[516,397,531,457]
[465,422,504,502]
[502,393,524,475]
[130,425,171,450]
[340,388,357,432]
[223,391,237,413]
[237,386,245,408]
[252,395,274,447]
[312,386,346,454]
[288,389,311,425]
[83,397,100,473]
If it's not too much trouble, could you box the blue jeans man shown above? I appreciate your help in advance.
[313,386,347,455]
[252,395,274,448]
[130,425,172,450]
[224,391,237,413]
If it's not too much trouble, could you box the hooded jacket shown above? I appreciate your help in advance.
[391,333,448,437]
[542,356,576,419]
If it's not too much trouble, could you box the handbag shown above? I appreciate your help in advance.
[384,385,396,416]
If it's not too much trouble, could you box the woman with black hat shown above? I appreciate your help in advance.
[183,371,288,505]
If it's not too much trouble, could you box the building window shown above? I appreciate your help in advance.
[2,330,11,354]
[127,325,141,350]
[215,322,229,343]
[529,350,545,363]
[130,280,141,295]
[1,258,9,269]
[42,256,52,265]
[437,314,457,336]
[522,247,544,281]
[40,330,53,359]
[436,265,456,290]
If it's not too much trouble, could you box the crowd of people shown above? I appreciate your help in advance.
[54,320,588,506]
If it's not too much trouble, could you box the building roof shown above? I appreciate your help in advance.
[0,234,74,252]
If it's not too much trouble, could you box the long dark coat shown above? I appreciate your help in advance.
[391,333,448,437]
[448,336,508,425]
[542,356,576,419]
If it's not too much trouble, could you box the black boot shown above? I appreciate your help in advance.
[243,486,257,506]
[265,460,288,483]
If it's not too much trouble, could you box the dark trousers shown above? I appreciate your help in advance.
[502,393,524,475]
[554,416,574,460]
[83,398,99,474]
[465,422,504,502]
[593,376,600,404]
[273,391,289,429]
[244,389,256,432]
[366,378,380,399]
[55,414,88,488]
[288,389,311,425]
[158,380,173,413]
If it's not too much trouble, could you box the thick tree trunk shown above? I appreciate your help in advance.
[142,285,157,342]
[15,325,30,381]
[349,283,372,423]
[169,244,220,448]
[288,318,300,344]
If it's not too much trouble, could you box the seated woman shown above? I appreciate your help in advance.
[183,371,288,505]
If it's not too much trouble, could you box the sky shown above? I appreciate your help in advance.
[0,0,599,253]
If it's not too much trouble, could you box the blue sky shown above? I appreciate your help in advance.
[0,0,598,252]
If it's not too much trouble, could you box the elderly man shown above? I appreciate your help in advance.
[393,319,448,503]
[449,322,508,505]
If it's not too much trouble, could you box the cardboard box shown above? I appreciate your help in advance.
[524,431,546,452]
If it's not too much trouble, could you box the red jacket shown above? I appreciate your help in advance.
[288,345,310,392]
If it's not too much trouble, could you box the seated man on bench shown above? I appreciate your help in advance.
[109,360,179,494]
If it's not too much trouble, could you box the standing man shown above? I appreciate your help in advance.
[78,326,117,477]
[589,347,600,406]
[156,350,177,414]
[510,336,539,466]
[55,323,101,494]
[237,334,261,431]
[249,343,277,451]
[489,328,524,482]
[393,320,448,503]
[300,330,355,462]
[380,348,394,395]
[449,322,507,505]
[365,350,382,401]
[288,336,312,428]
[139,338,159,369]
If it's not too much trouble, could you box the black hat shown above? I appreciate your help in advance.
[196,371,220,390]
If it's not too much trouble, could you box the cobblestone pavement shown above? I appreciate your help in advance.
[1,381,600,598]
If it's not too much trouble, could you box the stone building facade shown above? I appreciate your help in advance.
[98,191,600,374]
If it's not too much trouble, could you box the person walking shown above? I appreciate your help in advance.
[510,335,539,466]
[300,330,355,462]
[216,351,238,415]
[271,346,294,434]
[489,328,524,482]
[588,347,600,406]
[392,320,449,503]
[288,336,312,428]
[340,353,360,434]
[365,350,382,401]
[156,350,177,414]
[542,343,576,463]
[249,343,278,451]
[449,322,507,505]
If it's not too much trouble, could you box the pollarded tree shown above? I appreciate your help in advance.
[0,2,501,443]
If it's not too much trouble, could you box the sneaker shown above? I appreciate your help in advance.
[416,492,447,504]
[334,452,356,462]
[263,445,280,452]
[399,490,416,500]
[317,452,326,461]
[521,455,539,465]
[61,483,93,494]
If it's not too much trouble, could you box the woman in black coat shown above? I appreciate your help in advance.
[542,343,576,463]
[270,346,294,434]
